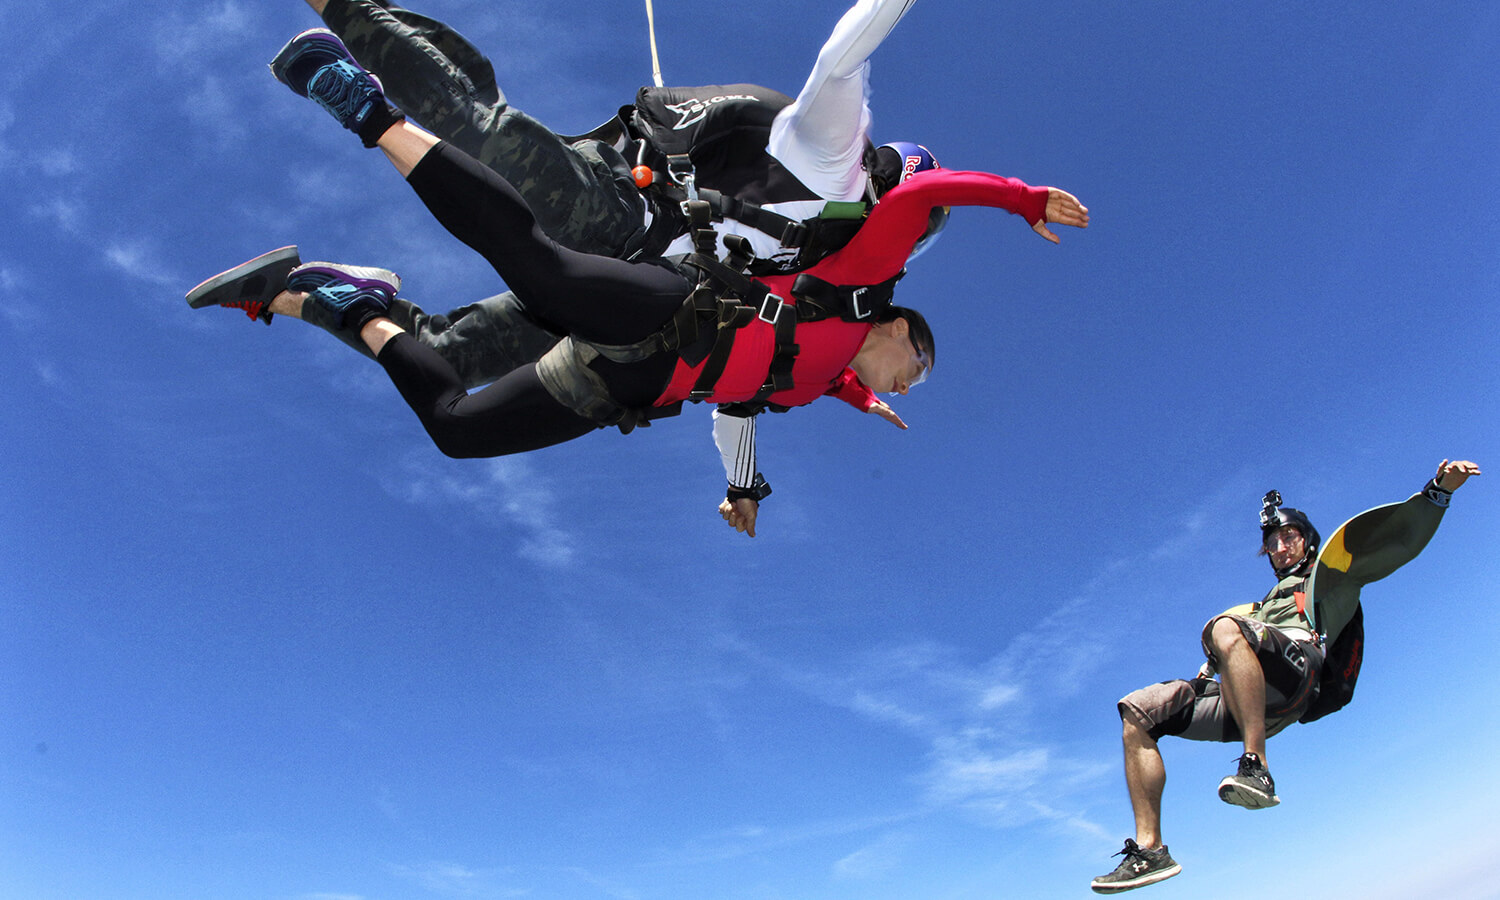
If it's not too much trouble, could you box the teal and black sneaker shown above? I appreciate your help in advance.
[286,262,401,331]
[1090,839,1181,893]
[185,246,301,324]
[270,29,400,144]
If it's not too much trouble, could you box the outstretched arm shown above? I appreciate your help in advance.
[768,0,919,201]
[810,169,1065,286]
[1336,459,1481,586]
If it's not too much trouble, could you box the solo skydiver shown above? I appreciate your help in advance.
[1090,459,1482,893]
[189,33,1070,536]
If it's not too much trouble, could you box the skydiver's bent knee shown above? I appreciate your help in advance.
[1119,677,1239,744]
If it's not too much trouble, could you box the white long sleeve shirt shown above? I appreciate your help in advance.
[661,0,918,267]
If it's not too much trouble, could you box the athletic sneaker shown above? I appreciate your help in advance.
[1090,839,1181,893]
[286,262,401,331]
[185,246,301,324]
[270,29,358,96]
[1218,752,1280,809]
[269,29,396,141]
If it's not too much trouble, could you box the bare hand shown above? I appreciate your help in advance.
[867,400,908,430]
[1436,459,1481,492]
[718,497,759,537]
[1032,188,1090,244]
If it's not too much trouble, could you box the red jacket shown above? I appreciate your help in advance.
[654,168,1049,409]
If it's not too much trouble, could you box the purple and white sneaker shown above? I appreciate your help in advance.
[286,261,401,331]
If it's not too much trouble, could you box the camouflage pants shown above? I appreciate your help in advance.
[309,0,649,388]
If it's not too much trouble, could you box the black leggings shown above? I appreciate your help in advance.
[407,141,690,343]
[376,141,689,458]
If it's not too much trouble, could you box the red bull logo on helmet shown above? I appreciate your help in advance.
[893,143,939,183]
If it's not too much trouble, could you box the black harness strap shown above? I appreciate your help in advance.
[645,182,869,273]
[623,201,894,405]
[750,294,799,402]
[688,300,758,401]
[790,270,904,322]
[697,189,807,248]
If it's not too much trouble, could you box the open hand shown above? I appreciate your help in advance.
[867,399,908,430]
[1436,459,1481,492]
[1032,187,1089,244]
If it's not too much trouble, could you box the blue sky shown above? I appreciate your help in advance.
[2,1,1497,898]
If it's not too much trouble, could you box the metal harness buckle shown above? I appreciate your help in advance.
[757,293,786,326]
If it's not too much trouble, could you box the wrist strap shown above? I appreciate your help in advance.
[727,473,772,503]
[1422,478,1452,507]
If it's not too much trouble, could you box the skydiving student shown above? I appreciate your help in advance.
[202,0,1085,386]
[188,33,1069,537]
[1090,459,1482,893]
[190,29,1084,537]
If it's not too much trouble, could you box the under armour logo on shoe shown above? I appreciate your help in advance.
[1132,860,1148,873]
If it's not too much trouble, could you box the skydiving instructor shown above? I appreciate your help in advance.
[1090,459,1482,893]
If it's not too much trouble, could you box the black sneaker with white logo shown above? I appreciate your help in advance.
[1090,839,1181,893]
[1217,751,1280,809]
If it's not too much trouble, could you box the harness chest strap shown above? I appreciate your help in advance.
[1249,576,1318,635]
[557,246,894,424]
[790,270,903,322]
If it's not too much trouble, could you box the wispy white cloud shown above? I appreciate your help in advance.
[832,830,912,880]
[716,510,1247,842]
[105,240,181,289]
[665,811,916,867]
[180,74,251,151]
[556,866,642,900]
[151,1,256,68]
[381,454,578,567]
[34,360,62,388]
[35,148,80,177]
[385,860,528,898]
[0,264,44,334]
[0,101,15,172]
[28,195,87,237]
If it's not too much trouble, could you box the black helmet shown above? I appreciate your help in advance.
[1259,490,1320,578]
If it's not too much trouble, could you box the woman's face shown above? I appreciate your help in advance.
[853,319,931,395]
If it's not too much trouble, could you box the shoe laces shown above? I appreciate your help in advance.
[308,60,377,122]
[224,299,267,321]
[1234,752,1268,778]
[1113,839,1145,860]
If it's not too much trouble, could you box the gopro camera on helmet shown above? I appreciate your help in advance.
[1260,490,1284,530]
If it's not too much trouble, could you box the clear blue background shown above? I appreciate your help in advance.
[2,2,1496,898]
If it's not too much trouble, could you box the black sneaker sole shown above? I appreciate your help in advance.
[1217,777,1280,809]
[1091,861,1182,893]
[186,246,300,309]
